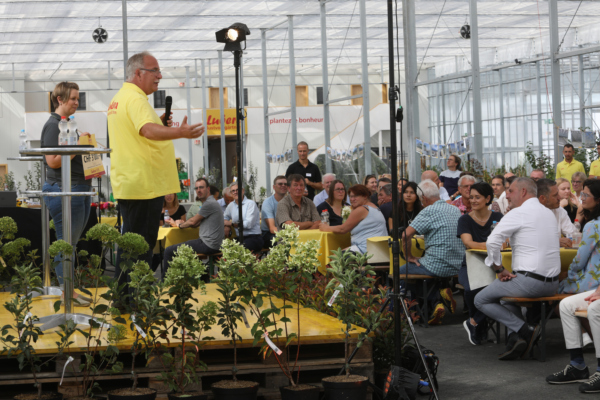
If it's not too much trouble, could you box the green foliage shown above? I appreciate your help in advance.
[525,142,556,180]
[197,166,222,191]
[258,187,267,206]
[107,324,127,344]
[326,249,378,377]
[0,171,20,192]
[24,163,42,191]
[85,223,121,247]
[157,245,213,394]
[0,217,18,241]
[1,263,72,399]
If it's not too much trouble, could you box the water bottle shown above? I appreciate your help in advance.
[490,221,497,233]
[321,210,329,226]
[67,116,78,146]
[573,219,582,248]
[163,209,170,227]
[19,129,27,151]
[58,116,69,146]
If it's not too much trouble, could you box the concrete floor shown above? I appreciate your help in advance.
[411,296,598,400]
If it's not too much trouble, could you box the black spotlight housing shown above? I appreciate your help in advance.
[215,23,251,52]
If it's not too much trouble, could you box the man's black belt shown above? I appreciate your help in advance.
[515,270,559,283]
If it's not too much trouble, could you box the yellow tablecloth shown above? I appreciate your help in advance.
[98,216,119,228]
[297,230,351,273]
[155,226,200,251]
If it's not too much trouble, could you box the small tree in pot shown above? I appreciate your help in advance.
[211,239,259,399]
[156,244,216,400]
[322,249,377,400]
[240,225,321,399]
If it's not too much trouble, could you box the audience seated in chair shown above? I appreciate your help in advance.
[388,181,422,237]
[260,175,288,248]
[224,182,264,254]
[458,182,504,345]
[319,184,388,254]
[275,174,320,230]
[475,177,560,361]
[316,180,347,227]
[401,179,464,325]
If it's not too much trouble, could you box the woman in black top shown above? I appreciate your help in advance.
[457,182,504,346]
[317,180,346,226]
[41,81,92,288]
[160,193,187,225]
[388,182,422,235]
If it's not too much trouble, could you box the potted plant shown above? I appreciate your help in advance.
[211,239,259,400]
[240,225,321,400]
[321,249,377,400]
[0,216,33,289]
[156,244,217,400]
[107,261,167,400]
[1,261,72,400]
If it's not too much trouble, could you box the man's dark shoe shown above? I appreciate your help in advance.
[579,372,600,393]
[519,323,541,358]
[546,364,589,384]
[463,320,481,346]
[498,338,527,360]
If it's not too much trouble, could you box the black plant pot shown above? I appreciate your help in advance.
[280,385,320,400]
[14,392,63,400]
[107,389,157,400]
[211,382,259,400]
[321,376,369,400]
[167,392,207,400]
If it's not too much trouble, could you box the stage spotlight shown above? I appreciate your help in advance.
[215,23,251,52]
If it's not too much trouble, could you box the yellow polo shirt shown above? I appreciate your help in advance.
[590,159,600,177]
[555,159,585,184]
[107,83,180,200]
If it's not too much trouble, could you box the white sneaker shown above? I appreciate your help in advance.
[583,333,594,348]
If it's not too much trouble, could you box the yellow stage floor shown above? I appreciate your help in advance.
[0,284,366,355]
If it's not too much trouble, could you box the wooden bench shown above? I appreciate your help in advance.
[500,293,572,361]
[402,274,458,327]
[575,310,588,318]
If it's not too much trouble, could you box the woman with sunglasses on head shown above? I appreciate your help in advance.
[42,81,92,295]
[317,180,347,226]
[160,193,186,226]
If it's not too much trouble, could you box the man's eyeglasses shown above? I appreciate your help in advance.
[195,186,204,191]
[276,183,288,186]
[140,68,162,75]
[581,192,595,200]
[572,180,583,185]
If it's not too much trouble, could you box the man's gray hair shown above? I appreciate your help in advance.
[229,182,242,191]
[222,187,231,195]
[458,174,476,186]
[322,173,336,182]
[379,184,393,196]
[513,177,537,196]
[126,51,152,81]
[418,179,440,200]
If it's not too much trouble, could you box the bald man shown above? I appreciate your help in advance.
[421,170,451,202]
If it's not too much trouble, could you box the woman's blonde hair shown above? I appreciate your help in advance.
[163,193,179,209]
[556,178,575,209]
[51,82,79,108]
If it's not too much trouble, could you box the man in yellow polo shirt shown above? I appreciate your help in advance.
[589,142,600,179]
[108,51,204,298]
[556,144,586,189]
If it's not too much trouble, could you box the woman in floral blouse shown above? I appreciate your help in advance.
[560,179,600,294]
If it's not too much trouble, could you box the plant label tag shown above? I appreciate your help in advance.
[328,284,343,307]
[20,312,33,336]
[60,356,74,385]
[263,333,282,355]
[240,308,250,328]
[131,315,146,338]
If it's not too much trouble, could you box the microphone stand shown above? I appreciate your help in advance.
[233,48,244,243]
[387,0,439,398]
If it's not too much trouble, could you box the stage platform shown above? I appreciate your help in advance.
[0,284,373,399]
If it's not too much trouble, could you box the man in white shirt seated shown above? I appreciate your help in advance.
[217,187,233,214]
[224,182,263,253]
[421,170,451,202]
[536,178,577,248]
[475,177,560,360]
[313,173,336,207]
[260,175,288,248]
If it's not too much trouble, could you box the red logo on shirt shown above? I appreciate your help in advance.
[107,101,119,116]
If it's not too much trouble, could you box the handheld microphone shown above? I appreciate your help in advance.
[163,96,172,126]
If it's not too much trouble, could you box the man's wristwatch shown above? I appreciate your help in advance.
[494,266,505,274]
